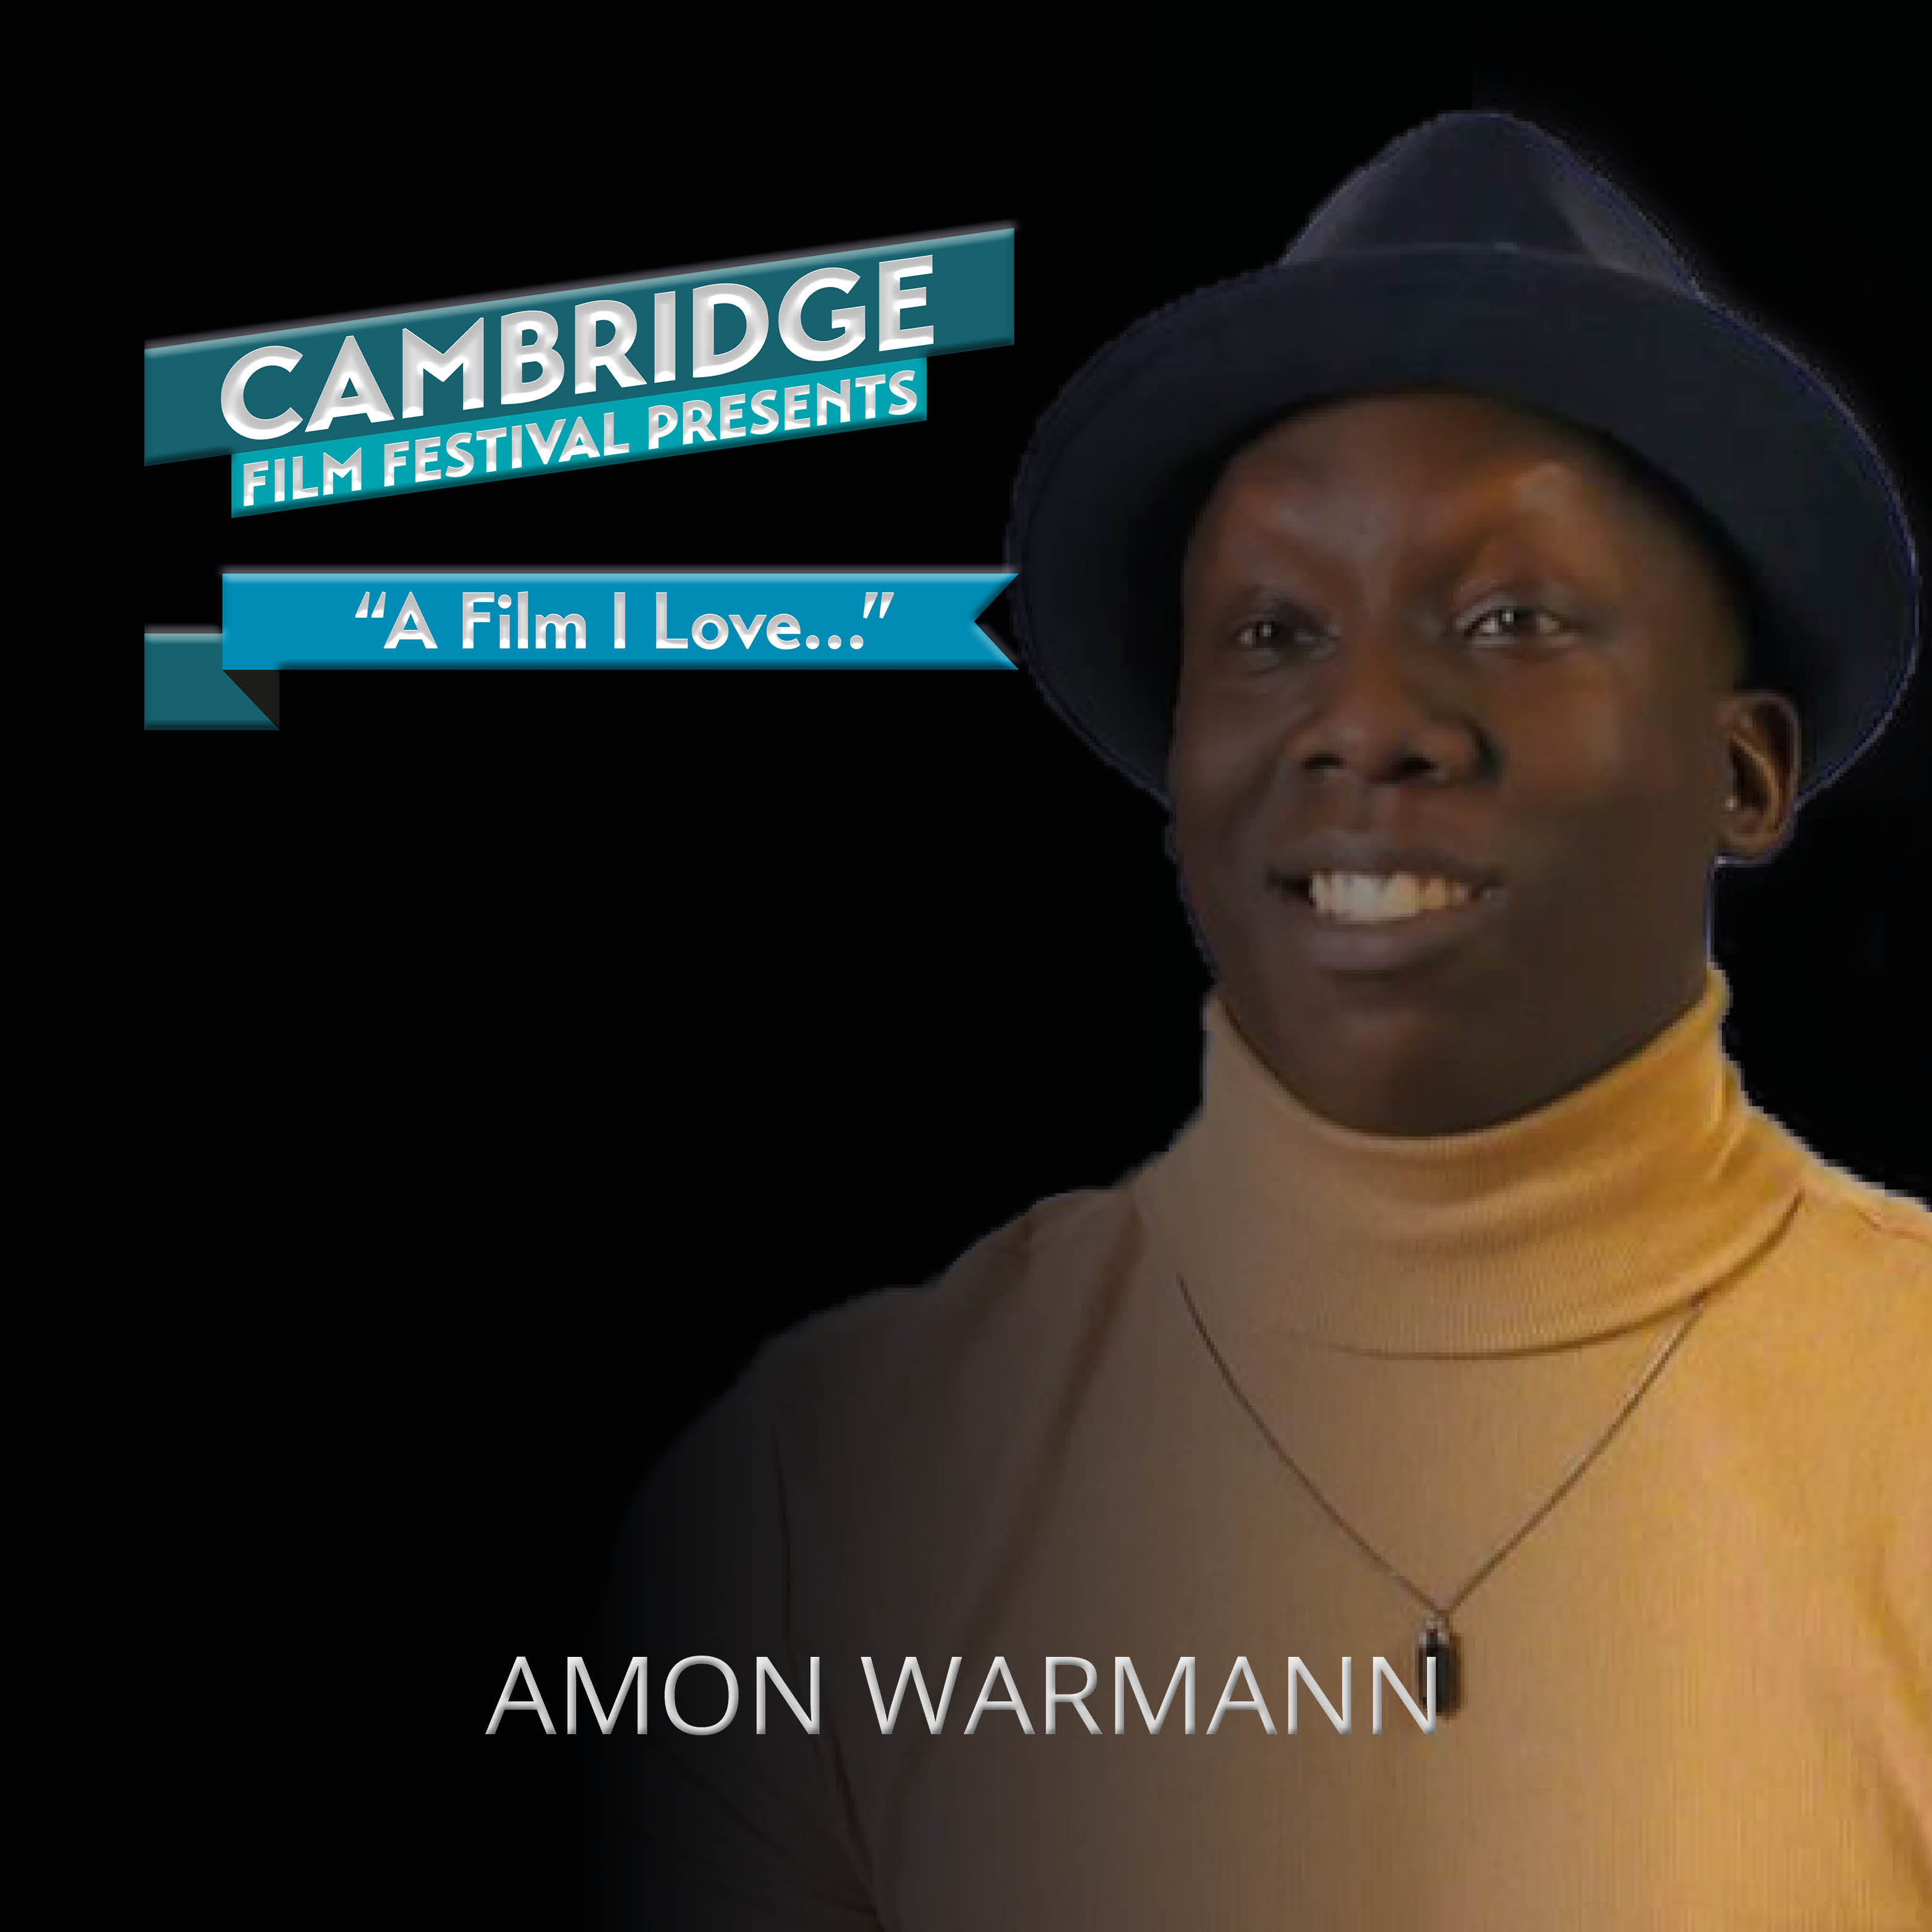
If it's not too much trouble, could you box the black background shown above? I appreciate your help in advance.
[141,40,1926,1927]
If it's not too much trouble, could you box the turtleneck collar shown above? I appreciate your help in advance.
[1136,964,1808,1357]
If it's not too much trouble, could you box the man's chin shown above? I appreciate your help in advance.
[1224,964,1544,1135]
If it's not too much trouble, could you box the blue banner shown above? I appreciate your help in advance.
[218,572,1016,671]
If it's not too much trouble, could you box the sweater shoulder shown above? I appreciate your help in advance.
[756,1179,1151,1415]
[652,1178,1152,1471]
[1785,1140,1932,1299]
[616,1181,1151,1578]
[1732,1138,1932,1456]
[1798,1155,1932,1257]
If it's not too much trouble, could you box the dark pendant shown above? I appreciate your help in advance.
[1416,1617,1462,1718]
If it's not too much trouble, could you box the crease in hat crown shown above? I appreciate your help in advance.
[1006,108,1918,807]
[1285,113,1704,291]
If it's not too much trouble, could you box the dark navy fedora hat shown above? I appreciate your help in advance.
[1006,111,1919,804]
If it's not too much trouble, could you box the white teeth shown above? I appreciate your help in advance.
[1308,871,1475,923]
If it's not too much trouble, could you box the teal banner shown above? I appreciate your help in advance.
[144,632,277,730]
[145,229,1011,466]
[231,362,925,515]
[216,572,1016,672]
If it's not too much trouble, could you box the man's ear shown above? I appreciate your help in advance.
[1717,690,1802,865]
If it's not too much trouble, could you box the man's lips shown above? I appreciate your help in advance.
[1267,840,1502,914]
[1268,872,1506,972]
[1270,867,1503,922]
[1262,840,1505,969]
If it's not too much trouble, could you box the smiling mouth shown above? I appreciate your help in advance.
[1283,870,1502,925]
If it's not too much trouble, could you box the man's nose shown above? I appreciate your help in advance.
[1283,627,1487,785]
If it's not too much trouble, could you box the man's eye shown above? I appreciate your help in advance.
[1232,616,1323,652]
[1467,604,1562,643]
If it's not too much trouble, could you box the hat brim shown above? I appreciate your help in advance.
[1007,249,1918,802]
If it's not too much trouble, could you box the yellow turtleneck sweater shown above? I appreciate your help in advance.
[596,967,1931,1930]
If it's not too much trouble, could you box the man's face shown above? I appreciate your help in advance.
[1169,390,1797,1134]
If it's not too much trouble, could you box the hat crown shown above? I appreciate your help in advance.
[1288,111,1703,292]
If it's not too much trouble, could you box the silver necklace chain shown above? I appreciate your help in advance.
[1175,1272,1711,1626]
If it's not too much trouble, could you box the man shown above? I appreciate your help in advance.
[590,111,1928,1927]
